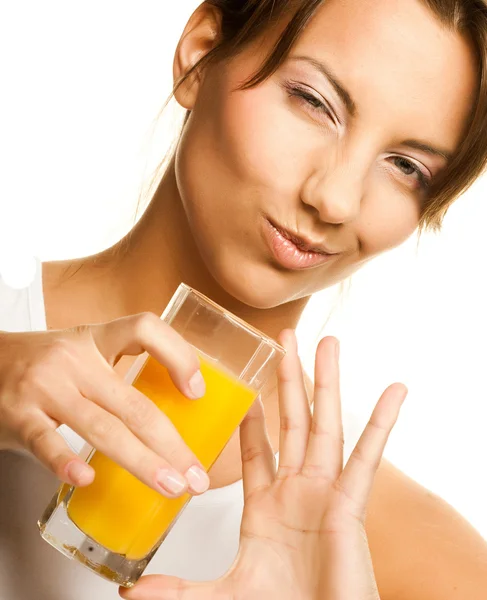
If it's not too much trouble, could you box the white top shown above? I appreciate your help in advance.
[0,258,361,600]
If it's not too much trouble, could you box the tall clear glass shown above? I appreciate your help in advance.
[38,283,285,587]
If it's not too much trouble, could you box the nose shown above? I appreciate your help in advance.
[300,162,364,225]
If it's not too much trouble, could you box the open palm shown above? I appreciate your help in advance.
[121,331,407,600]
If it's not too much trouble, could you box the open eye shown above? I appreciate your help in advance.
[389,156,431,189]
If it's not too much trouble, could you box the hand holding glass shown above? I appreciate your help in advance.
[38,284,285,587]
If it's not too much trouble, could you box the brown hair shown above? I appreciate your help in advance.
[150,0,486,235]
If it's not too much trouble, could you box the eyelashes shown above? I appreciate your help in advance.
[388,156,430,189]
[282,80,431,191]
[283,81,337,124]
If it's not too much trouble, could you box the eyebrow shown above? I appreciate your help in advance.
[400,139,453,162]
[290,55,453,163]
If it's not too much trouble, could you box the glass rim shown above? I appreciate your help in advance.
[163,283,286,358]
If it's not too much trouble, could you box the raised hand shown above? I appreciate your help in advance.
[120,330,407,600]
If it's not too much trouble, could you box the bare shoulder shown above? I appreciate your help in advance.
[366,459,487,599]
[42,257,88,289]
[42,255,108,331]
[42,258,82,331]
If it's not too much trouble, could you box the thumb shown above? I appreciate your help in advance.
[119,574,223,600]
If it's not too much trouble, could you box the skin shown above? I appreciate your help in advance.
[41,0,487,597]
[120,333,409,600]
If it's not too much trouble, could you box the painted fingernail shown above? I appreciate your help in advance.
[156,469,187,496]
[188,370,206,399]
[66,460,94,486]
[185,465,210,494]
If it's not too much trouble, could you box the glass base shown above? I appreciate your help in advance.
[37,491,152,588]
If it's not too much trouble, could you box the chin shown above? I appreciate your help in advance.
[208,253,295,310]
[186,213,298,310]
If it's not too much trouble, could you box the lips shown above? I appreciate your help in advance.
[263,219,338,271]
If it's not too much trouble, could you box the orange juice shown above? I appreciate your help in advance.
[65,355,256,559]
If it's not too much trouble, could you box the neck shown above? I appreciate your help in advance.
[53,159,309,339]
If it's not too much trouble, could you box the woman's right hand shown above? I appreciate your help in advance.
[0,312,211,498]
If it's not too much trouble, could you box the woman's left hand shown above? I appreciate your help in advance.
[120,330,407,600]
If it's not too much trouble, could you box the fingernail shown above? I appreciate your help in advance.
[66,460,93,486]
[188,370,206,399]
[156,469,187,496]
[185,465,210,494]
[335,340,340,361]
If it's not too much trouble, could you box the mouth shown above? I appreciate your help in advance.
[263,218,339,271]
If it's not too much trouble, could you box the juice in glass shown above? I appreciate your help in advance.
[66,354,256,559]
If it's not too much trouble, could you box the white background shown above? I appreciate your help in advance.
[2,1,486,539]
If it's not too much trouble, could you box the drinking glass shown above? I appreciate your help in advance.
[38,283,285,587]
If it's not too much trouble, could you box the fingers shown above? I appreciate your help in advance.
[52,383,209,498]
[303,337,343,481]
[0,318,208,493]
[78,368,210,493]
[240,396,276,501]
[337,382,408,515]
[276,329,311,478]
[88,312,205,400]
[18,412,95,486]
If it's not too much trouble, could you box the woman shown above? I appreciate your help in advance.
[1,0,487,598]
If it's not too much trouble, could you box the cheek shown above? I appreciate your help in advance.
[358,184,421,257]
[176,75,309,233]
[215,83,309,195]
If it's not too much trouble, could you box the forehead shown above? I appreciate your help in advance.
[288,0,477,148]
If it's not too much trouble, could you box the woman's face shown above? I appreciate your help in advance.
[175,0,477,309]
